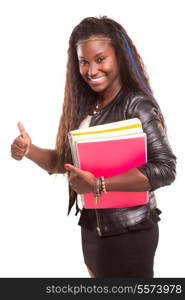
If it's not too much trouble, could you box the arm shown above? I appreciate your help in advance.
[104,167,151,192]
[104,95,176,192]
[66,95,176,194]
[26,145,66,174]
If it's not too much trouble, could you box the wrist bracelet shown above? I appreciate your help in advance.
[100,176,107,194]
[94,177,101,205]
[93,176,107,206]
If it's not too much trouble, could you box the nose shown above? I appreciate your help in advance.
[87,62,99,78]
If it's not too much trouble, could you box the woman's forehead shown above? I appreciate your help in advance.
[77,39,113,58]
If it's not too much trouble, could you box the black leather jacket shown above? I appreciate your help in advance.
[68,89,177,237]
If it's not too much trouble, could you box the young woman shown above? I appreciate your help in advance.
[11,16,176,278]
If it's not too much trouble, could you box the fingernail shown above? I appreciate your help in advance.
[64,164,70,169]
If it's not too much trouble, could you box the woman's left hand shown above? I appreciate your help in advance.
[64,164,95,194]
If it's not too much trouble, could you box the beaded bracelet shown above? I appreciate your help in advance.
[94,177,101,205]
[93,176,108,206]
[100,176,107,194]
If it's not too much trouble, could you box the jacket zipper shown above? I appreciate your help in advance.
[95,209,102,236]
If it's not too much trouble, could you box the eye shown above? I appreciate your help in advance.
[97,56,106,63]
[79,59,89,66]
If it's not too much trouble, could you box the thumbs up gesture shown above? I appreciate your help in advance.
[65,164,96,194]
[11,122,32,160]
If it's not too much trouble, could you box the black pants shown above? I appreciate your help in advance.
[81,222,159,278]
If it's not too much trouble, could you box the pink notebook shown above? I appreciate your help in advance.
[76,133,148,208]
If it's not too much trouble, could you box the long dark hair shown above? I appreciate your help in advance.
[55,16,164,172]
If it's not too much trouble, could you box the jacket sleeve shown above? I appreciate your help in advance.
[126,94,177,191]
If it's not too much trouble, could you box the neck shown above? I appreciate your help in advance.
[98,82,122,109]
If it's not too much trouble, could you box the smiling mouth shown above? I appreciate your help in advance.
[88,76,106,82]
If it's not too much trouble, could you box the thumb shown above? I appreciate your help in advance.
[64,164,82,174]
[17,121,27,139]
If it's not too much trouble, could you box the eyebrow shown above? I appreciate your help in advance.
[79,52,106,59]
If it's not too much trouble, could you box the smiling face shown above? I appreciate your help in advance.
[76,35,122,98]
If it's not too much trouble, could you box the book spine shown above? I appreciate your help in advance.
[68,133,79,167]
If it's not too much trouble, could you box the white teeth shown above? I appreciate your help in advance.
[89,76,105,82]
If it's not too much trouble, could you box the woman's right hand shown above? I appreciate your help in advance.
[11,122,32,160]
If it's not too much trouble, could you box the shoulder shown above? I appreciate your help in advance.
[125,91,161,124]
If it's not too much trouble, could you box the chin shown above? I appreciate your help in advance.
[89,83,107,93]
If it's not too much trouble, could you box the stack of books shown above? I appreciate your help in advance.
[68,118,148,209]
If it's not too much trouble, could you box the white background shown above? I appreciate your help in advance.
[0,0,184,277]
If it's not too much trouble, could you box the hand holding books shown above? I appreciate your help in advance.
[64,163,96,194]
[65,164,108,206]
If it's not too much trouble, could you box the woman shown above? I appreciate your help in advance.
[11,16,176,278]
